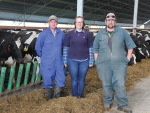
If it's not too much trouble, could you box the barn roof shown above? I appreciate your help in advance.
[0,0,150,27]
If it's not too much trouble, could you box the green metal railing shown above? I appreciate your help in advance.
[16,64,24,88]
[0,67,7,93]
[0,61,68,94]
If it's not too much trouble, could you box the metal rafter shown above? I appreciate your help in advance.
[0,0,150,26]
[14,0,55,25]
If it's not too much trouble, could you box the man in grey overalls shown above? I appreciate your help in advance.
[93,13,136,113]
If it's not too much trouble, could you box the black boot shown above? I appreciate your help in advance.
[45,88,52,101]
[54,86,62,98]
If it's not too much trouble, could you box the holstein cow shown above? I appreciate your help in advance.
[0,30,24,89]
[128,32,150,63]
[0,31,23,66]
[7,30,41,81]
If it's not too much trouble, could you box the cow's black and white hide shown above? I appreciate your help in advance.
[130,33,150,61]
[7,30,41,81]
[0,31,23,66]
[0,30,24,90]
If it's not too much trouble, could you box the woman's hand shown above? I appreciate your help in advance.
[89,65,93,67]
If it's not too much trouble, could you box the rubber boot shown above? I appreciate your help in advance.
[45,88,52,101]
[54,86,62,98]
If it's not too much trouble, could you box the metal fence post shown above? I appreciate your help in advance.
[37,63,41,82]
[16,64,24,88]
[0,67,7,93]
[31,61,38,84]
[65,66,68,74]
[7,66,15,91]
[24,63,31,86]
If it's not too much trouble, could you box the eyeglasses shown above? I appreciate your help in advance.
[107,16,115,18]
[76,22,83,24]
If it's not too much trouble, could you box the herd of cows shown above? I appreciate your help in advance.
[0,29,42,87]
[127,29,150,65]
[0,29,41,67]
[0,28,150,86]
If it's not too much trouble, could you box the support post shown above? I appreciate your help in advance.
[37,63,41,82]
[77,0,84,17]
[133,0,139,35]
[0,67,7,93]
[24,63,31,86]
[7,66,15,91]
[65,67,68,74]
[31,61,38,84]
[16,64,24,88]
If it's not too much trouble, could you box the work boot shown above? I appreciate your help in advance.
[45,88,52,101]
[54,86,62,98]
[104,104,111,111]
[117,107,132,113]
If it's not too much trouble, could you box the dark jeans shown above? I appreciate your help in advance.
[67,58,89,98]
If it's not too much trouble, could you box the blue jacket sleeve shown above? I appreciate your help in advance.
[35,33,44,57]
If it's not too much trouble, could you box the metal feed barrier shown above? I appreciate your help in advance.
[0,62,41,94]
[0,62,68,95]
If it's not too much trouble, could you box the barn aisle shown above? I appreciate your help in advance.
[128,76,150,113]
[105,76,150,113]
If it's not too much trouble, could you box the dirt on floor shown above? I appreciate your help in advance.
[0,58,150,113]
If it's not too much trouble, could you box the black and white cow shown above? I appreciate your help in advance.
[0,30,24,89]
[6,29,41,81]
[0,31,23,66]
[128,31,150,63]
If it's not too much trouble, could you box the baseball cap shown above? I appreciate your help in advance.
[106,13,116,20]
[48,15,58,22]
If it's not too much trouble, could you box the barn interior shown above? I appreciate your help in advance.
[1,0,150,113]
[0,0,150,28]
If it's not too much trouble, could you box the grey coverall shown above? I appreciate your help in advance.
[93,26,136,109]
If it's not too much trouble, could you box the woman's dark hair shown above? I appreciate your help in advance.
[74,16,85,29]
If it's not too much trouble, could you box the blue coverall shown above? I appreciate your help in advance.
[93,26,136,109]
[35,27,66,88]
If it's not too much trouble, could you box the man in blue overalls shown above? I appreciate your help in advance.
[35,15,66,101]
[93,13,136,113]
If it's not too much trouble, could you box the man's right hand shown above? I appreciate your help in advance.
[94,53,98,61]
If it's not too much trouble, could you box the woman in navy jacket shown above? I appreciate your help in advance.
[63,16,94,98]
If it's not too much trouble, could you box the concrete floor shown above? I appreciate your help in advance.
[105,76,150,113]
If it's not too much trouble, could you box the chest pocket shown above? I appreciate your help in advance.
[44,40,53,50]
[114,37,125,47]
[99,39,108,49]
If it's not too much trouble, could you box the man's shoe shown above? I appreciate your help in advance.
[117,107,132,113]
[54,86,62,98]
[104,104,111,111]
[45,88,52,101]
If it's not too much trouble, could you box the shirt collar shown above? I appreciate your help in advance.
[48,26,60,33]
[74,28,85,33]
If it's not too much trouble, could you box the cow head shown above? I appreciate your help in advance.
[0,31,24,64]
[130,33,142,47]
[138,47,149,57]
